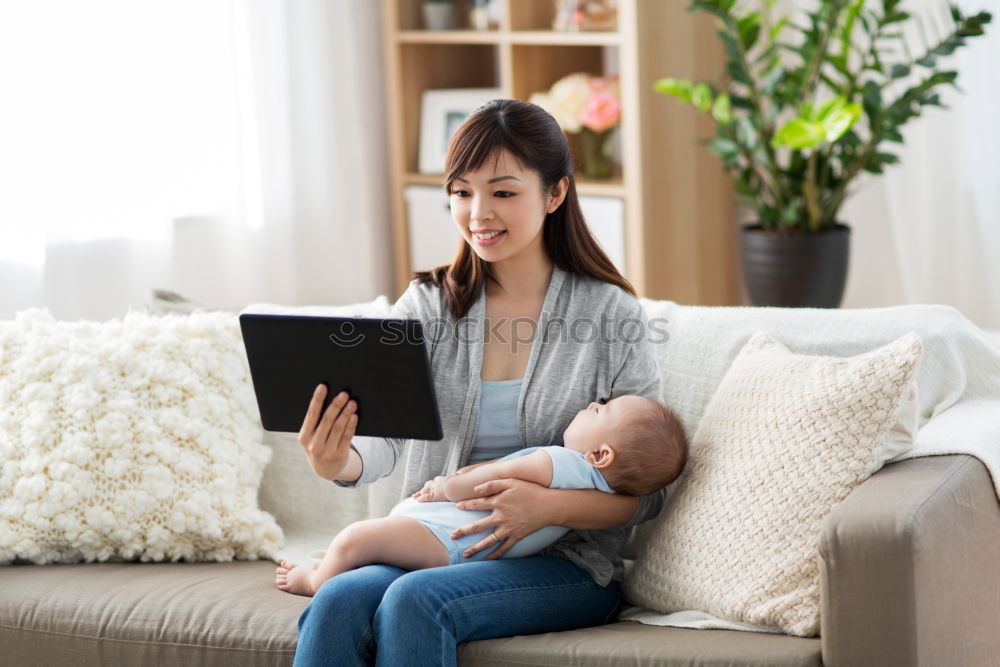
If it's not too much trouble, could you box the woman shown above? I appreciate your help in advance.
[292,99,663,666]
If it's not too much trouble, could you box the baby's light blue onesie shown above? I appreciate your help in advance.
[389,444,614,565]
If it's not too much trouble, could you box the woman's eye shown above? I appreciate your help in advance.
[495,191,514,198]
[451,190,469,197]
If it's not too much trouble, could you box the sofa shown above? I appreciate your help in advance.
[2,295,999,667]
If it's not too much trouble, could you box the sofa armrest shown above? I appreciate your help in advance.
[819,454,1000,667]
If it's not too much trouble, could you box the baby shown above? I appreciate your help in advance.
[275,394,688,597]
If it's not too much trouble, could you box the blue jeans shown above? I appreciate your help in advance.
[292,555,622,667]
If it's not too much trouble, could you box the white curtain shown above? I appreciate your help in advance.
[0,0,392,321]
[840,0,1000,329]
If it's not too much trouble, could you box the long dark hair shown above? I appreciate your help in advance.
[412,98,635,321]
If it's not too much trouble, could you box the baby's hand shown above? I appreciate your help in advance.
[412,475,450,502]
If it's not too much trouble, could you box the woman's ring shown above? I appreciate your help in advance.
[491,530,501,544]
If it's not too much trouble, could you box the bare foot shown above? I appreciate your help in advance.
[275,559,317,597]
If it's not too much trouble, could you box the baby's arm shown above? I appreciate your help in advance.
[443,450,553,502]
[455,458,499,475]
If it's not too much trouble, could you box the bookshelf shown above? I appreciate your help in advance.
[381,0,738,303]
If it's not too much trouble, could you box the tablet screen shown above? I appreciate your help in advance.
[240,313,443,440]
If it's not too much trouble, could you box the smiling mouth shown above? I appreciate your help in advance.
[472,230,506,240]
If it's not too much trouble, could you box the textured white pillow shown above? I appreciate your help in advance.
[623,331,924,637]
[0,308,282,564]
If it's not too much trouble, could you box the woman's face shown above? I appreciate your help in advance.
[448,149,566,264]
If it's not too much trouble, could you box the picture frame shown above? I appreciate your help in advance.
[418,88,503,175]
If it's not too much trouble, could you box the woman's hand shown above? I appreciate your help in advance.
[412,475,450,502]
[449,478,553,559]
[298,384,358,481]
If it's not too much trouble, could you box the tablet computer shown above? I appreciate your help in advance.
[239,313,443,440]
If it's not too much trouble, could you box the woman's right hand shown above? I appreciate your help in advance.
[298,384,358,481]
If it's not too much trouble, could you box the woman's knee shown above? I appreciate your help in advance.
[374,570,448,629]
[306,564,402,621]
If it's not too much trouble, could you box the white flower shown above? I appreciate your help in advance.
[547,73,592,133]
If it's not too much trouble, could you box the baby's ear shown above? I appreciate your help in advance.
[588,444,615,469]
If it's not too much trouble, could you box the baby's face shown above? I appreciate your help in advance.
[563,395,645,456]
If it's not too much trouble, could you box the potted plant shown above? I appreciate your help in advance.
[655,0,991,307]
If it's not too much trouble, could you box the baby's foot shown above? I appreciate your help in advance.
[275,559,316,597]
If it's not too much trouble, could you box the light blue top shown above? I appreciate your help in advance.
[389,445,613,564]
[466,379,524,465]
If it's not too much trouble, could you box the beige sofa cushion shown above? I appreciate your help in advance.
[0,560,821,667]
[624,332,923,637]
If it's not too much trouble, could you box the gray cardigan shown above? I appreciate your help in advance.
[338,264,664,586]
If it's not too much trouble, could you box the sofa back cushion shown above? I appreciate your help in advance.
[638,300,999,441]
[622,332,923,637]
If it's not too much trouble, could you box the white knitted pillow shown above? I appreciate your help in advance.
[0,308,282,564]
[624,331,923,637]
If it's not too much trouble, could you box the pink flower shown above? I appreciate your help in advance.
[581,90,620,133]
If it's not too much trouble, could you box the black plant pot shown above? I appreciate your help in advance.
[740,223,851,308]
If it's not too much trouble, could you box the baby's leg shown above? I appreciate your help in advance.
[275,516,449,597]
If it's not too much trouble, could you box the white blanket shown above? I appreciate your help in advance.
[620,301,1000,634]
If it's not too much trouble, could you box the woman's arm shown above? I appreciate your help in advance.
[449,480,643,559]
[331,283,426,488]
[333,444,364,484]
[541,486,641,530]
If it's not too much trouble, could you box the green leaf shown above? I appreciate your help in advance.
[883,10,911,25]
[761,65,786,95]
[712,92,733,124]
[734,168,756,196]
[862,80,882,116]
[735,117,756,147]
[707,137,740,159]
[759,204,779,224]
[780,200,801,224]
[654,77,694,104]
[821,102,862,142]
[727,61,751,85]
[691,83,713,112]
[882,126,904,143]
[730,94,754,110]
[890,63,911,78]
[690,0,734,20]
[811,98,839,122]
[827,53,850,77]
[772,119,825,150]
[840,0,864,59]
[919,92,945,107]
[770,15,789,42]
[718,29,742,61]
[737,12,761,50]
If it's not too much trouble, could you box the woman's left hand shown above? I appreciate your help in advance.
[449,478,552,559]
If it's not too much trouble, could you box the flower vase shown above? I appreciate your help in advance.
[581,127,614,179]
